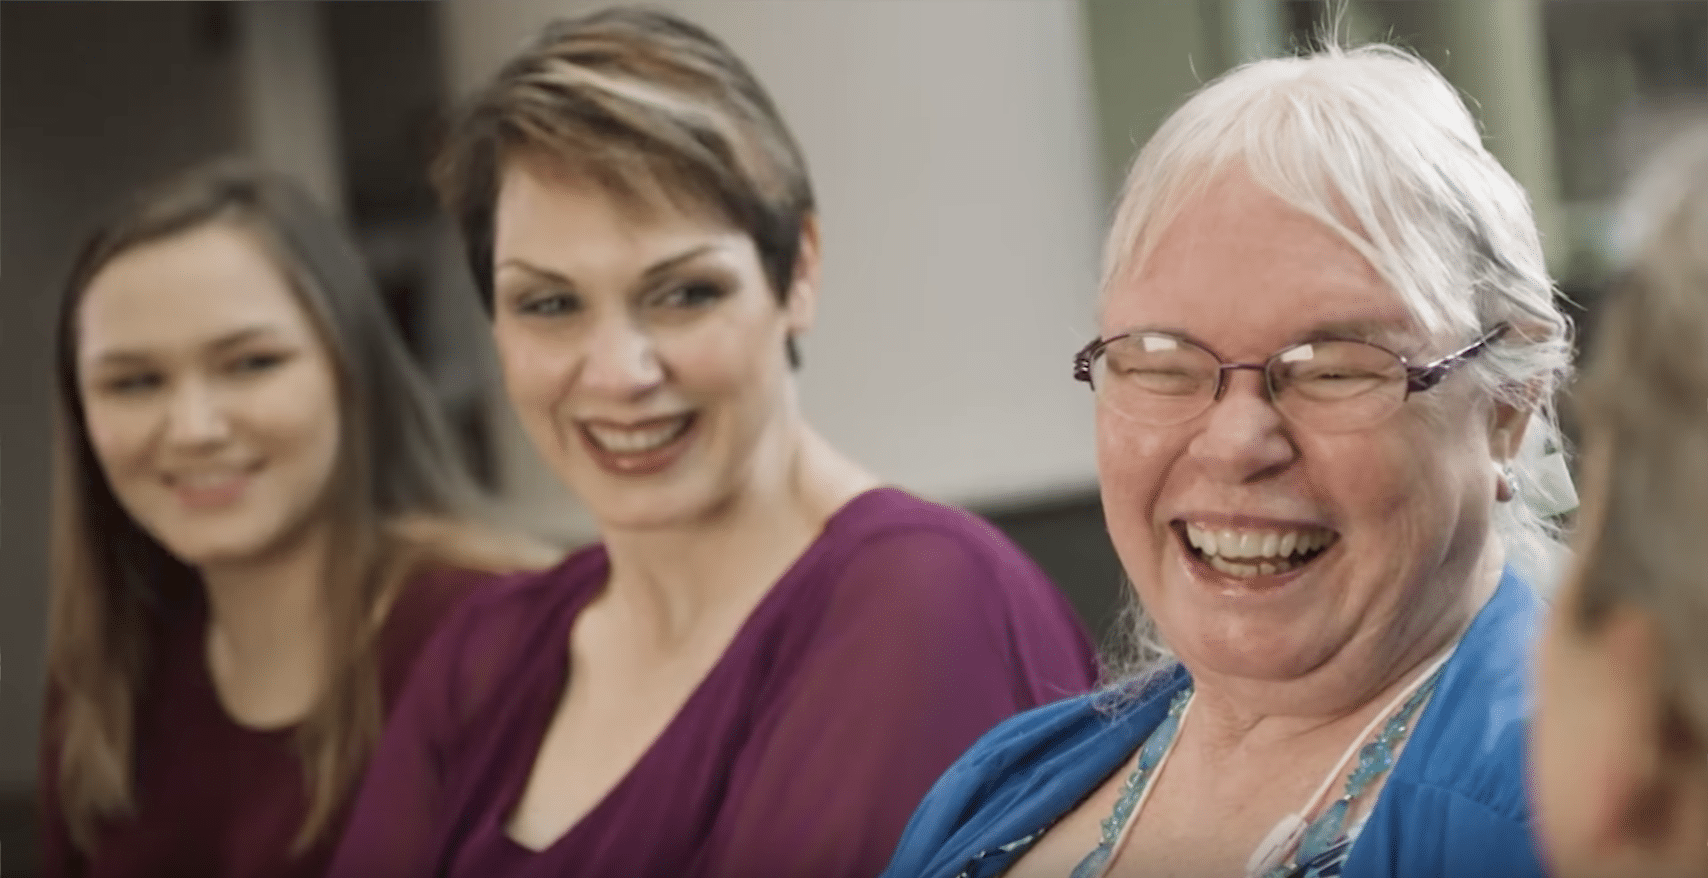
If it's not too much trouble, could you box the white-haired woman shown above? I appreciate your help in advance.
[880,43,1574,878]
[1531,123,1708,878]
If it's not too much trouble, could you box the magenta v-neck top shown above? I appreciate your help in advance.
[37,565,491,878]
[326,488,1097,878]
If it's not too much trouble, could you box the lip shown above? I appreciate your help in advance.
[1170,518,1337,596]
[1174,512,1333,531]
[164,464,260,511]
[576,413,698,476]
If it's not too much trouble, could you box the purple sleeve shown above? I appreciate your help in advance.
[697,527,1096,878]
[323,596,476,878]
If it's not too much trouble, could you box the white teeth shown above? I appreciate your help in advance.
[585,417,691,454]
[1183,523,1338,577]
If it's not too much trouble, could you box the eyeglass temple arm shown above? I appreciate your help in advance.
[1403,324,1509,393]
[1072,338,1102,383]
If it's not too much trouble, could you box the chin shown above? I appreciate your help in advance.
[581,483,728,533]
[162,538,272,570]
[154,515,303,570]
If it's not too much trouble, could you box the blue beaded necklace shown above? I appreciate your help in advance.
[1067,688,1191,878]
[1069,662,1446,878]
[1255,664,1443,877]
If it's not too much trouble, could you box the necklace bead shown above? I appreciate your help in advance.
[1074,665,1445,878]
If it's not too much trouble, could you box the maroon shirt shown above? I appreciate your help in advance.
[37,566,490,878]
[326,488,1098,878]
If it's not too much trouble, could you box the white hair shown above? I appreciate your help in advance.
[1097,43,1575,696]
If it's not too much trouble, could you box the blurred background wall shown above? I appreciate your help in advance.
[2,2,1703,873]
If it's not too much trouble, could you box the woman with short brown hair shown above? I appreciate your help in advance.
[324,7,1097,878]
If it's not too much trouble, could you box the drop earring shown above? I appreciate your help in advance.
[1495,463,1517,503]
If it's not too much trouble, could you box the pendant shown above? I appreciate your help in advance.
[1296,799,1350,863]
[1247,811,1306,876]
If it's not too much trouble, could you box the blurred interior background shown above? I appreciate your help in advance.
[2,1,1703,872]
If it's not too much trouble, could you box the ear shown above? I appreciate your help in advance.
[1583,608,1708,873]
[1488,396,1534,464]
[783,213,821,336]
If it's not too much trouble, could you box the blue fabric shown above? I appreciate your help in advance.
[879,568,1546,878]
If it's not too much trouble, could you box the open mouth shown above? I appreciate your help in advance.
[580,413,696,455]
[1176,521,1339,579]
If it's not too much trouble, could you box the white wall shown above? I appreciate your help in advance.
[438,0,1108,543]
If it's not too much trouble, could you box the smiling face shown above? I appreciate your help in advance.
[1097,171,1513,687]
[76,221,342,570]
[489,156,815,531]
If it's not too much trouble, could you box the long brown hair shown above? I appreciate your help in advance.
[46,158,555,853]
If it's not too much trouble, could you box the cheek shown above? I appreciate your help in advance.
[665,316,781,399]
[1094,411,1170,484]
[1312,418,1479,535]
[82,402,151,475]
[266,368,342,483]
[1096,415,1177,557]
[495,326,572,406]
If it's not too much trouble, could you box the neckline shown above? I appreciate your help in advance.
[1084,652,1455,878]
[492,484,910,856]
[180,596,304,738]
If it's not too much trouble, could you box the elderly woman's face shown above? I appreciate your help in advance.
[1097,172,1508,684]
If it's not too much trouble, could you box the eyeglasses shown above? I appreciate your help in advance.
[1072,324,1508,433]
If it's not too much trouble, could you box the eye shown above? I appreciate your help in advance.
[516,290,583,317]
[103,372,163,395]
[651,281,726,310]
[229,352,288,375]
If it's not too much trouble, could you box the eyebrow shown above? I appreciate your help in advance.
[87,325,285,367]
[1291,319,1413,346]
[496,243,726,292]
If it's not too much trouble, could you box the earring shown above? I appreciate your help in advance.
[1495,463,1517,503]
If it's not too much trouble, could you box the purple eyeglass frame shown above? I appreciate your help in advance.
[1072,323,1510,402]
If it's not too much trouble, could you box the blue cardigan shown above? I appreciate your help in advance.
[879,569,1547,878]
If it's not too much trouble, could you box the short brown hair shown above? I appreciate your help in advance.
[433,6,815,319]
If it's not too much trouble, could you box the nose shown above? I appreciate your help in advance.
[163,378,231,449]
[1189,367,1296,483]
[577,312,664,400]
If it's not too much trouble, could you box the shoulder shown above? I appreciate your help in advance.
[795,489,1089,662]
[820,488,1061,607]
[1400,568,1543,820]
[428,543,608,638]
[834,488,1041,562]
[937,675,1186,803]
[886,678,1184,877]
[381,545,608,695]
[887,695,1102,853]
[936,692,1114,784]
[1364,570,1546,875]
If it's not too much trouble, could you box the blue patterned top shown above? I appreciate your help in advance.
[877,568,1547,878]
